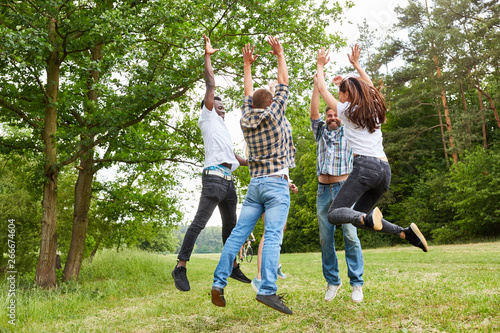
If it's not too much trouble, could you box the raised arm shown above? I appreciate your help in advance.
[310,74,321,120]
[243,43,258,97]
[348,44,373,87]
[267,36,288,85]
[202,34,219,111]
[316,47,339,111]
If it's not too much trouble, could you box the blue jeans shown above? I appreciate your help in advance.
[328,155,404,236]
[317,182,364,287]
[213,176,290,295]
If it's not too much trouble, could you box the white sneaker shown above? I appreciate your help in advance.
[351,286,363,303]
[325,282,342,301]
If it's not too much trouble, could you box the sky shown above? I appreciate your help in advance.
[181,0,409,227]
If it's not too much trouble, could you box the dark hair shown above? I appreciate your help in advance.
[253,88,273,109]
[200,96,222,109]
[339,77,386,133]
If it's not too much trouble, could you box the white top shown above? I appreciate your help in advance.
[337,101,386,158]
[198,105,239,171]
[264,167,289,180]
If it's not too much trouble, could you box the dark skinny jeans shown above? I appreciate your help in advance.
[327,155,404,236]
[177,174,238,261]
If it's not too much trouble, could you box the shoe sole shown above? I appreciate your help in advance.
[277,275,286,280]
[211,288,226,307]
[372,207,383,231]
[251,280,260,293]
[171,269,190,292]
[325,282,342,302]
[410,223,429,252]
[256,296,293,315]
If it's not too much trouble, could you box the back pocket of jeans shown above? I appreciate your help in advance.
[357,166,380,187]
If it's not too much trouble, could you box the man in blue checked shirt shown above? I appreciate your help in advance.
[211,36,295,315]
[172,34,250,292]
[311,74,364,303]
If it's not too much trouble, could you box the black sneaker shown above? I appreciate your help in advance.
[172,265,190,291]
[230,263,251,283]
[363,207,383,231]
[256,294,293,315]
[404,223,429,252]
[211,287,226,307]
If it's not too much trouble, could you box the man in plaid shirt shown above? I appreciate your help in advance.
[211,36,295,315]
[311,74,364,304]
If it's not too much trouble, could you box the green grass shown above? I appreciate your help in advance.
[1,242,499,332]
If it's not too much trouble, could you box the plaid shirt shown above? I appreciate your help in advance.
[241,84,296,178]
[311,117,352,176]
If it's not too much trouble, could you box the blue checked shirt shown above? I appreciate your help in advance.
[241,84,296,178]
[311,117,352,176]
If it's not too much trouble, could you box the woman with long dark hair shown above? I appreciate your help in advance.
[315,44,428,252]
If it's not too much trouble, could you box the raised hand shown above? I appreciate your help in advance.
[203,33,219,55]
[313,73,319,85]
[347,44,361,66]
[332,75,343,87]
[317,47,330,67]
[243,43,258,66]
[267,35,284,57]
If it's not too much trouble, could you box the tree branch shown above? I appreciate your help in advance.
[0,98,40,129]
[59,84,195,167]
[26,0,51,18]
[0,140,42,152]
[94,157,202,167]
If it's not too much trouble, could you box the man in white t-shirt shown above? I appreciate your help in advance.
[172,34,250,292]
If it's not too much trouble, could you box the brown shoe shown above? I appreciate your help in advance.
[211,287,226,307]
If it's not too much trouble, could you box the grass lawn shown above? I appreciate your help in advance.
[1,242,499,332]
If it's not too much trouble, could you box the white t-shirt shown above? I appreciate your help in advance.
[198,105,239,171]
[337,101,386,158]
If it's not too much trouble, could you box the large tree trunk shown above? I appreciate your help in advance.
[35,18,60,289]
[63,45,102,282]
[62,155,94,281]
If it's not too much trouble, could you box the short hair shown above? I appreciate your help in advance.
[200,96,222,109]
[253,88,273,109]
[325,105,331,113]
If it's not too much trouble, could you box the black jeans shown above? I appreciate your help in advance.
[177,174,238,261]
[327,155,404,236]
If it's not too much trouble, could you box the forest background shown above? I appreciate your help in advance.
[0,0,498,289]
